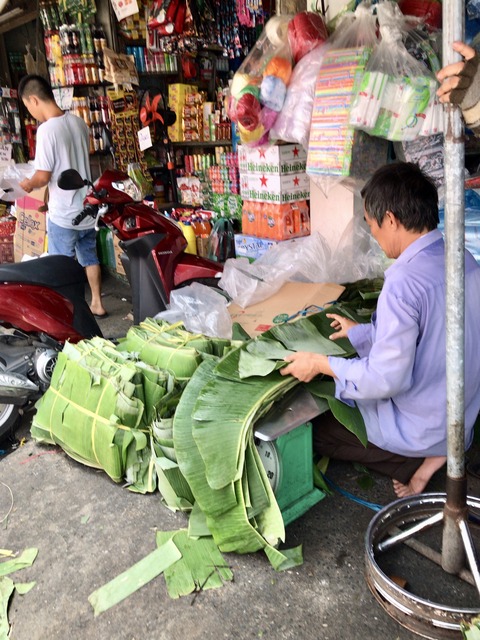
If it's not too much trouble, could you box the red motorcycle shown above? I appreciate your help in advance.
[58,168,223,324]
[0,255,102,439]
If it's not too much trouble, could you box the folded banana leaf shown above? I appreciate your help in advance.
[31,336,183,493]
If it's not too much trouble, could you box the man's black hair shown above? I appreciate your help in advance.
[360,162,439,232]
[18,74,55,103]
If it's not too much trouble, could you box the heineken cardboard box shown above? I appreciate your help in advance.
[238,144,307,175]
[13,187,47,262]
[240,172,310,203]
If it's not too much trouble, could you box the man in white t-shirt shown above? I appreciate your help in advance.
[18,74,107,318]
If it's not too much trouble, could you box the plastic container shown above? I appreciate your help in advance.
[179,220,197,254]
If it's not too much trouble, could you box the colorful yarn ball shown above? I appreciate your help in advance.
[236,92,262,131]
[260,75,287,112]
[264,56,292,85]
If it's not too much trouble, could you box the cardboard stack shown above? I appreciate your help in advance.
[236,144,311,259]
[13,187,47,262]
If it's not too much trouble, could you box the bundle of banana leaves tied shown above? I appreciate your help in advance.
[31,336,184,493]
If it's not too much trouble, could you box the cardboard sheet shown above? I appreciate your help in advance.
[228,281,345,337]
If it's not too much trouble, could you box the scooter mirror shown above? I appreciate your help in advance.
[58,169,88,191]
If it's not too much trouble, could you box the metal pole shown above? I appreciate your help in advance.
[441,0,468,575]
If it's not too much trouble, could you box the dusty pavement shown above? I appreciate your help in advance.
[1,269,480,640]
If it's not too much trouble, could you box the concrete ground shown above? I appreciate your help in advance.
[1,269,480,640]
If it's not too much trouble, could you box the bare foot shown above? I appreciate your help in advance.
[393,456,447,498]
[89,303,107,317]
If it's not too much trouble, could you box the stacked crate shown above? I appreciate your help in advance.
[236,144,311,259]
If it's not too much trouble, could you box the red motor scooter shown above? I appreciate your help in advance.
[58,168,223,324]
[0,255,102,440]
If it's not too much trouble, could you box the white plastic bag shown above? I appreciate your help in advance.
[0,162,35,201]
[219,233,332,308]
[270,43,329,150]
[155,282,232,339]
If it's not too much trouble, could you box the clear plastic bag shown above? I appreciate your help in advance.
[0,163,35,201]
[219,233,333,308]
[155,282,232,339]
[306,1,379,196]
[228,15,293,147]
[348,2,443,141]
[270,43,329,150]
[328,216,392,282]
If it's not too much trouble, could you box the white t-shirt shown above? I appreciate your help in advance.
[34,112,93,229]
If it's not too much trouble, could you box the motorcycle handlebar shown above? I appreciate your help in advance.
[72,203,98,226]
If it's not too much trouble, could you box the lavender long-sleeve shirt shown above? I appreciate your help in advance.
[328,229,480,457]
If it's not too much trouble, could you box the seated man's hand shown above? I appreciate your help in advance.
[280,352,332,382]
[437,41,479,106]
[326,313,357,341]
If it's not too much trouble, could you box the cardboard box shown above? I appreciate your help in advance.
[241,200,310,240]
[234,233,279,260]
[228,281,345,337]
[113,234,126,276]
[13,187,47,262]
[240,172,310,203]
[238,144,307,175]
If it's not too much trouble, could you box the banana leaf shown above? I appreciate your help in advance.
[88,539,181,615]
[246,338,294,360]
[306,379,368,447]
[156,529,233,598]
[0,576,14,640]
[238,349,279,379]
[267,318,347,356]
[32,336,185,493]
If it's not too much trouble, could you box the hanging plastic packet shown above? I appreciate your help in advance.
[348,1,443,141]
[306,0,380,195]
[207,217,235,263]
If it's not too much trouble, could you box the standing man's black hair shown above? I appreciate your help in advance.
[18,74,55,103]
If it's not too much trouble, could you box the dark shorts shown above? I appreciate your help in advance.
[47,219,99,268]
[312,411,424,485]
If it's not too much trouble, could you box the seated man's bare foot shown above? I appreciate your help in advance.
[393,456,447,498]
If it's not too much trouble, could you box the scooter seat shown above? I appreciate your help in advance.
[0,255,87,287]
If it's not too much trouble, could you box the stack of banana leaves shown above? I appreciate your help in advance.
[31,277,380,569]
[172,296,371,570]
[31,321,232,494]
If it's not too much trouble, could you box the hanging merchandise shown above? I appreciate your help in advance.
[103,47,139,85]
[306,1,389,195]
[147,0,187,35]
[228,12,328,147]
[57,0,97,20]
[348,1,443,141]
[110,0,140,22]
[208,217,236,263]
[287,11,328,64]
[270,43,329,150]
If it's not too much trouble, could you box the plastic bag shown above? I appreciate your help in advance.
[348,2,443,141]
[0,163,35,201]
[228,15,293,147]
[218,257,289,309]
[306,1,379,196]
[155,282,232,339]
[207,218,235,263]
[219,233,332,308]
[328,217,392,282]
[270,43,329,150]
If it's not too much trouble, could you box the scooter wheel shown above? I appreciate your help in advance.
[0,402,20,442]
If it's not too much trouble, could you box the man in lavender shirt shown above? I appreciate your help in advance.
[281,162,480,497]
